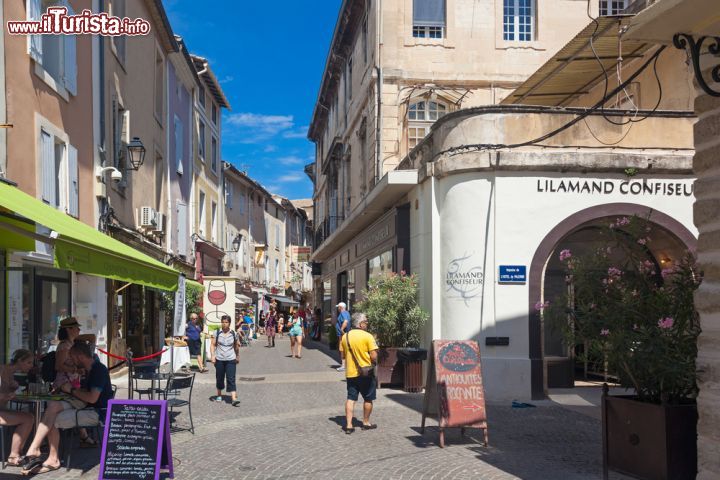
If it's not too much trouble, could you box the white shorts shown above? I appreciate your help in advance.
[54,401,100,429]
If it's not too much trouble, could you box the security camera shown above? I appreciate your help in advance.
[110,169,123,183]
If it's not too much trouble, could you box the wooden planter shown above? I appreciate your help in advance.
[602,387,697,480]
[376,347,404,387]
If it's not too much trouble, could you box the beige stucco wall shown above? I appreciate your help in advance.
[104,0,172,233]
[4,0,95,226]
[313,0,600,236]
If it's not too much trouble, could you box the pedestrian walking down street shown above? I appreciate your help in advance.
[185,313,207,373]
[210,315,241,407]
[277,314,285,337]
[336,302,351,372]
[288,310,303,358]
[265,308,277,347]
[339,313,378,434]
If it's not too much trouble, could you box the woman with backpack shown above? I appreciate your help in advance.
[210,315,240,407]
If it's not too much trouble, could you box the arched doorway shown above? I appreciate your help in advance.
[528,204,697,399]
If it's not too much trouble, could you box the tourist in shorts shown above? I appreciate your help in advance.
[185,313,207,373]
[288,310,303,358]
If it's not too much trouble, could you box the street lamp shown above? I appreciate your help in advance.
[227,233,243,252]
[127,137,146,170]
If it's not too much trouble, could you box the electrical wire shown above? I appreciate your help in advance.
[438,44,667,158]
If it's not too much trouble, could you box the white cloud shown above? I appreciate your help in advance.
[224,113,295,143]
[276,173,305,183]
[282,125,309,139]
[218,75,234,84]
[276,156,304,166]
[264,145,278,153]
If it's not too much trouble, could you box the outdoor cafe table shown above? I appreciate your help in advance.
[160,346,191,372]
[132,371,172,400]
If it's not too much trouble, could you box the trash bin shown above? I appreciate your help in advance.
[397,348,428,393]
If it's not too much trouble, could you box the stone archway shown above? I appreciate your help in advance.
[527,203,697,399]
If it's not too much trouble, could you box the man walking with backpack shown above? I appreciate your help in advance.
[210,315,241,406]
[339,313,378,434]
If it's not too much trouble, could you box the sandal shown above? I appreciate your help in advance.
[34,464,61,474]
[6,455,26,467]
[21,456,43,475]
[343,426,355,434]
[231,400,241,407]
[361,423,378,430]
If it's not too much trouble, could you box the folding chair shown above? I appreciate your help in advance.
[163,373,195,434]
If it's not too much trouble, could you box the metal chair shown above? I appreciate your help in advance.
[60,383,117,471]
[132,360,164,399]
[163,373,195,434]
[0,424,7,470]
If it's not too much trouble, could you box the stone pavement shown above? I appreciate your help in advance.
[1,335,632,479]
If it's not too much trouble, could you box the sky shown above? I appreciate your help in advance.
[165,0,342,200]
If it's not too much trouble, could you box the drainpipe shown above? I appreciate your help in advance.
[374,0,383,182]
[0,1,6,178]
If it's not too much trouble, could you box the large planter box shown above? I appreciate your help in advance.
[377,347,404,387]
[603,393,697,480]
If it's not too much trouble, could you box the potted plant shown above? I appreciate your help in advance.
[544,216,700,480]
[356,271,429,388]
[327,323,338,350]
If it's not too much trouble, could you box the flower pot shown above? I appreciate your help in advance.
[377,347,404,387]
[603,394,697,480]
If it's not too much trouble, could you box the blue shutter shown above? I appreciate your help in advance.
[41,130,55,205]
[175,116,184,175]
[67,144,79,217]
[27,0,42,63]
[62,1,77,95]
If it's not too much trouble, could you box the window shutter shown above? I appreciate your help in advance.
[177,202,188,257]
[413,0,446,26]
[41,130,55,204]
[226,180,233,208]
[27,0,42,63]
[67,144,79,217]
[175,116,184,175]
[62,1,77,95]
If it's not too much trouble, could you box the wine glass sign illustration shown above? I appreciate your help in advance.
[206,280,228,325]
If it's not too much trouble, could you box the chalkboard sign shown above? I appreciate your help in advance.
[99,399,174,480]
[421,340,489,448]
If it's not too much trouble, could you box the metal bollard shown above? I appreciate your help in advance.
[127,348,134,400]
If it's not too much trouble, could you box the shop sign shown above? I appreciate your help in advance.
[536,179,694,196]
[498,265,526,284]
[293,246,312,263]
[445,254,484,304]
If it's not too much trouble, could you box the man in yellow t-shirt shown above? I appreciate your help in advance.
[339,313,379,434]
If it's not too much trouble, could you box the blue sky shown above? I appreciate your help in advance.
[165,0,341,200]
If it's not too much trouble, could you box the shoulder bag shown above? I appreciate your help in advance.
[346,331,374,377]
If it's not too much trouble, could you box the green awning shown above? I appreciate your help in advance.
[0,181,178,291]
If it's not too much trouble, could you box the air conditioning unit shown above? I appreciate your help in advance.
[138,207,157,229]
[153,213,166,234]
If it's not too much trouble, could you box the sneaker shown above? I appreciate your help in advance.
[213,396,223,402]
[336,366,345,372]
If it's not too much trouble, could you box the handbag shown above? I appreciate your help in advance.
[346,331,374,377]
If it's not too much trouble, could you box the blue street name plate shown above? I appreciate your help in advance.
[498,265,527,284]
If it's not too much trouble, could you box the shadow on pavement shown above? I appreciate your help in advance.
[384,392,424,413]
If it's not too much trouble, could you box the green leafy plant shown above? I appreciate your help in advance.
[624,167,638,177]
[356,272,429,348]
[160,282,204,318]
[543,216,701,405]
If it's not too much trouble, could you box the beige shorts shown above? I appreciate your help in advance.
[54,401,100,429]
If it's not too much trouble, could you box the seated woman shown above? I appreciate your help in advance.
[0,349,36,467]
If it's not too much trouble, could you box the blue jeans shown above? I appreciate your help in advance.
[215,360,237,392]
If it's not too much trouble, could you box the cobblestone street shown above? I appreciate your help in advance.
[2,336,632,480]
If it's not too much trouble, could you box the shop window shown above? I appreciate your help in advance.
[368,250,393,281]
[408,100,448,149]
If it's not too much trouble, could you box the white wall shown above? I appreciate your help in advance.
[413,171,697,401]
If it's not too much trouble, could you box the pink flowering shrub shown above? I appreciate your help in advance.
[546,215,701,404]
